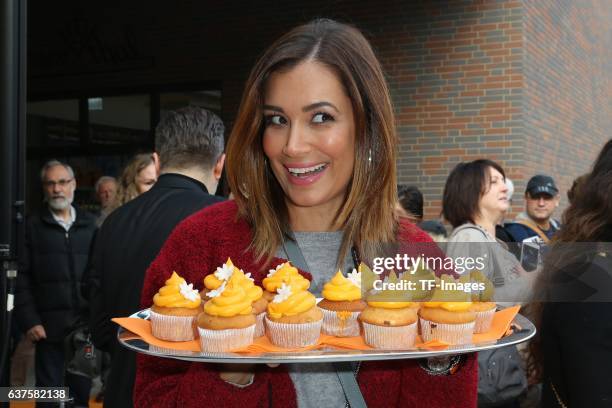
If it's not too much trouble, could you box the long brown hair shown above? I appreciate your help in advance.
[528,138,612,381]
[225,19,398,265]
[109,153,155,212]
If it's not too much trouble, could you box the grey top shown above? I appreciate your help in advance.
[275,231,355,408]
[446,222,533,304]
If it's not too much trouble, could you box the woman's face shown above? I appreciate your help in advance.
[262,61,356,215]
[135,163,157,194]
[478,166,509,220]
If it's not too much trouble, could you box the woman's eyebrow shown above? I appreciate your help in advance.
[263,101,340,113]
[263,104,284,113]
[302,101,339,113]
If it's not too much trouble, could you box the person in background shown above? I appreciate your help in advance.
[396,184,423,223]
[443,159,533,302]
[94,176,117,226]
[108,153,158,212]
[505,175,561,245]
[15,160,97,407]
[442,160,533,408]
[133,19,478,408]
[529,139,612,407]
[88,106,225,408]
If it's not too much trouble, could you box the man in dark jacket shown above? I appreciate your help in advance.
[16,160,97,407]
[88,106,225,408]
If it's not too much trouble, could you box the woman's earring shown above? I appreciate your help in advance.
[368,149,372,165]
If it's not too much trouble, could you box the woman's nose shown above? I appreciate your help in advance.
[283,125,310,157]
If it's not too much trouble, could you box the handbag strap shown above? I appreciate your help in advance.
[282,234,367,408]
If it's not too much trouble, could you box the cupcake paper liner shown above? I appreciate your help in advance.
[149,310,198,341]
[254,312,266,338]
[197,324,255,352]
[321,309,361,337]
[362,321,417,350]
[419,318,475,345]
[474,308,496,334]
[264,317,322,348]
[148,344,195,356]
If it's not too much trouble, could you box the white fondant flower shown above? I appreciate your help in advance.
[179,282,199,302]
[207,281,227,298]
[347,268,361,289]
[267,263,284,278]
[242,270,254,282]
[273,283,292,303]
[214,263,234,281]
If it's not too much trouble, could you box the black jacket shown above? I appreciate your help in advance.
[88,173,224,408]
[15,206,97,342]
[540,230,612,407]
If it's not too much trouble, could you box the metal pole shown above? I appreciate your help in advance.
[0,0,27,391]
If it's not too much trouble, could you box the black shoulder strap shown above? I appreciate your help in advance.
[282,234,310,272]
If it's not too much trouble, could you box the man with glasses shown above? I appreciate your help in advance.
[15,160,97,407]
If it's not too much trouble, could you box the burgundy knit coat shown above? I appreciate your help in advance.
[134,201,478,407]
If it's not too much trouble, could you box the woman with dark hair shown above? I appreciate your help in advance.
[443,159,532,302]
[133,19,477,408]
[529,139,612,407]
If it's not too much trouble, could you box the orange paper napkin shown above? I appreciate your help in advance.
[113,305,521,354]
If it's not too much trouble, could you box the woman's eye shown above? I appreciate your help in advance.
[264,114,286,126]
[312,112,334,124]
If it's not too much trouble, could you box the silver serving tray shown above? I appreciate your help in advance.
[117,308,535,364]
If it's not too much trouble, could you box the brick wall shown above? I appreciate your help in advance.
[384,1,525,219]
[522,0,612,215]
[27,0,611,221]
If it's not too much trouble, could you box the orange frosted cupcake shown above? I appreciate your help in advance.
[200,258,237,299]
[359,272,418,349]
[318,269,365,337]
[262,262,310,301]
[201,258,268,336]
[197,273,256,352]
[419,301,476,345]
[150,272,202,341]
[265,283,322,348]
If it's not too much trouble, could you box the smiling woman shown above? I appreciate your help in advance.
[226,19,399,268]
[134,19,478,408]
[262,61,356,231]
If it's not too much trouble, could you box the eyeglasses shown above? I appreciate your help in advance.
[43,178,73,188]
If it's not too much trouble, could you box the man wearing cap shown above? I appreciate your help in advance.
[505,174,561,244]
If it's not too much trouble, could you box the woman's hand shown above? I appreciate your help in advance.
[218,363,280,387]
[218,364,256,386]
